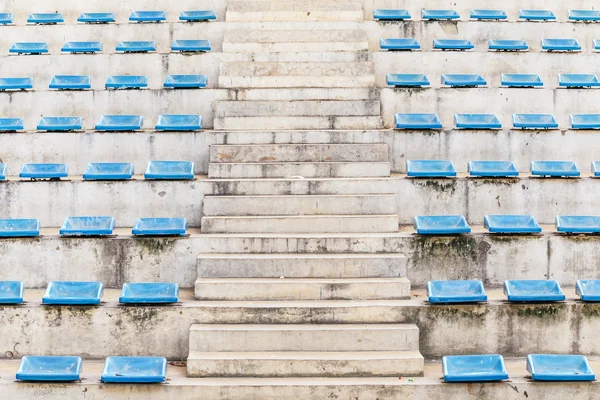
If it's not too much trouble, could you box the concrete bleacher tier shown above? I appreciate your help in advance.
[2,0,600,397]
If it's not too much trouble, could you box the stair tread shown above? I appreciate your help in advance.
[188,350,423,360]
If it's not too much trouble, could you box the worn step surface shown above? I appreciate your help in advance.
[219,76,375,88]
[187,350,424,377]
[214,116,383,130]
[215,100,380,117]
[196,253,407,278]
[221,62,374,77]
[208,162,391,178]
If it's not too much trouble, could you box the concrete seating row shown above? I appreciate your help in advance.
[395,113,600,129]
[0,75,208,90]
[387,73,600,88]
[381,38,586,51]
[9,40,211,54]
[374,9,600,22]
[0,11,216,25]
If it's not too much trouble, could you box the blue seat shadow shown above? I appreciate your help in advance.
[380,38,420,51]
[530,161,580,177]
[433,39,474,50]
[27,13,64,24]
[180,10,217,22]
[145,161,194,180]
[96,115,143,131]
[576,280,600,301]
[172,40,211,52]
[17,356,82,381]
[387,74,429,87]
[513,114,558,129]
[556,216,600,233]
[164,74,207,88]
[43,281,104,305]
[558,74,600,88]
[527,355,595,381]
[0,13,14,24]
[20,163,68,179]
[442,74,485,87]
[572,114,600,129]
[414,215,471,235]
[83,163,134,180]
[470,10,507,20]
[468,161,519,177]
[443,355,508,382]
[49,75,91,90]
[130,11,167,22]
[0,118,24,132]
[10,42,49,55]
[373,9,411,20]
[156,115,202,131]
[501,74,542,87]
[37,117,82,132]
[61,41,102,54]
[0,219,40,237]
[422,10,460,20]
[116,41,156,53]
[78,12,116,24]
[0,77,33,90]
[519,9,556,21]
[455,114,501,129]
[0,163,6,180]
[0,281,24,304]
[569,10,600,22]
[428,280,487,303]
[407,160,456,177]
[541,38,581,51]
[488,39,528,51]
[120,282,179,303]
[504,280,565,302]
[395,114,442,129]
[60,216,115,236]
[102,356,167,383]
[105,75,148,89]
[132,218,188,236]
[484,215,542,233]
[593,161,600,175]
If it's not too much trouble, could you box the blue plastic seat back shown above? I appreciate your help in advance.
[442,74,485,86]
[145,161,194,179]
[576,280,600,301]
[0,77,33,90]
[541,38,581,51]
[0,163,6,179]
[130,10,167,22]
[395,113,442,129]
[380,38,420,50]
[422,9,459,20]
[60,216,115,235]
[0,118,24,131]
[61,41,102,53]
[0,12,13,24]
[0,281,24,303]
[519,9,556,21]
[37,117,82,131]
[433,39,474,50]
[120,282,179,303]
[155,115,202,131]
[470,10,507,20]
[594,161,600,175]
[132,218,188,236]
[530,161,579,177]
[10,42,49,54]
[43,281,104,305]
[468,161,519,177]
[102,357,167,383]
[558,74,600,87]
[386,74,429,87]
[501,74,542,87]
[373,9,410,20]
[164,74,208,88]
[455,114,500,129]
[484,215,542,233]
[180,10,217,21]
[78,12,116,23]
[105,75,148,89]
[443,355,508,382]
[116,41,156,52]
[83,163,134,180]
[0,219,41,237]
[172,39,211,52]
[407,160,456,177]
[20,163,68,178]
[428,280,487,303]
[96,115,143,131]
[556,215,600,233]
[504,280,565,301]
[49,75,91,90]
[27,13,64,24]
[414,215,471,234]
[569,10,600,21]
[488,39,528,51]
[527,355,595,381]
[17,356,83,381]
[513,114,558,129]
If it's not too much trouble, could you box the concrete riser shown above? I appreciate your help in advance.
[220,62,374,77]
[223,42,368,52]
[214,100,381,117]
[218,76,376,88]
[225,11,363,22]
[223,28,367,44]
[214,116,383,130]
[207,162,391,178]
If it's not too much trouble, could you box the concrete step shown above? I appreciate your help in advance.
[227,87,378,101]
[207,162,391,178]
[223,41,368,53]
[201,214,399,233]
[209,144,388,163]
[215,100,380,117]
[194,277,411,300]
[218,76,375,88]
[196,253,407,279]
[214,116,383,130]
[186,350,424,377]
[226,11,363,22]
[203,194,397,216]
[220,62,373,77]
[188,324,420,352]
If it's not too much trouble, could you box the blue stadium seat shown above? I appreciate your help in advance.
[132,218,188,236]
[427,280,487,303]
[105,75,148,89]
[576,280,600,301]
[441,74,486,87]
[501,74,542,87]
[504,280,565,302]
[37,117,83,132]
[115,41,156,53]
[454,114,501,129]
[519,9,556,21]
[484,215,542,233]
[119,282,180,303]
[513,114,558,129]
[527,355,595,381]
[0,118,24,132]
[43,281,104,304]
[61,41,102,54]
[571,114,600,129]
[155,115,202,131]
[470,10,507,20]
[386,74,430,87]
[172,40,211,52]
[0,77,32,90]
[568,10,600,22]
[27,13,64,24]
[145,161,194,180]
[129,11,166,23]
[373,9,410,20]
[395,114,442,129]
[20,163,68,179]
[0,13,14,24]
[595,40,600,51]
[102,357,167,383]
[530,161,580,177]
[488,39,528,51]
[0,281,24,303]
[180,10,217,22]
[414,215,471,235]
[422,10,460,20]
[164,74,208,88]
[49,75,91,90]
[17,356,82,382]
[96,115,143,131]
[433,39,474,50]
[443,355,508,382]
[9,42,49,55]
[83,163,134,180]
[0,163,5,180]
[468,161,519,177]
[541,38,581,51]
[380,38,420,51]
[78,12,116,24]
[60,217,115,236]
[558,73,600,88]
[594,161,600,175]
[556,215,600,233]
[407,160,456,177]
[0,219,40,238]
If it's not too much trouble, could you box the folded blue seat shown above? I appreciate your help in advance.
[468,161,519,177]
[571,114,600,129]
[27,13,63,24]
[519,10,556,21]
[527,355,595,381]
[373,9,411,20]
[78,12,116,24]
[512,114,558,129]
[442,74,486,87]
[0,77,33,91]
[20,163,68,179]
[105,75,148,89]
[145,161,194,180]
[0,118,24,132]
[594,161,600,175]
[172,40,211,52]
[180,10,217,22]
[380,38,420,51]
[132,218,188,236]
[37,117,82,132]
[443,355,508,382]
[49,75,91,90]
[470,10,507,20]
[17,356,82,381]
[155,115,202,131]
[164,74,208,88]
[116,41,156,53]
[414,215,471,235]
[0,163,6,180]
[455,114,501,129]
[576,280,600,301]
[395,114,442,129]
[120,283,179,303]
[541,38,581,51]
[428,280,487,303]
[43,281,104,304]
[595,40,600,51]
[530,161,580,177]
[558,74,600,88]
[0,281,24,303]
[95,115,143,131]
[0,13,13,24]
[61,41,102,54]
[83,163,134,180]
[433,39,474,50]
[102,356,167,383]
[60,216,115,236]
[484,215,542,233]
[422,10,460,20]
[386,74,430,87]
[568,10,600,22]
[130,11,166,23]
[488,39,528,51]
[0,219,40,237]
[556,216,600,233]
[504,280,565,302]
[407,160,456,177]
[501,74,542,87]
[10,42,48,55]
